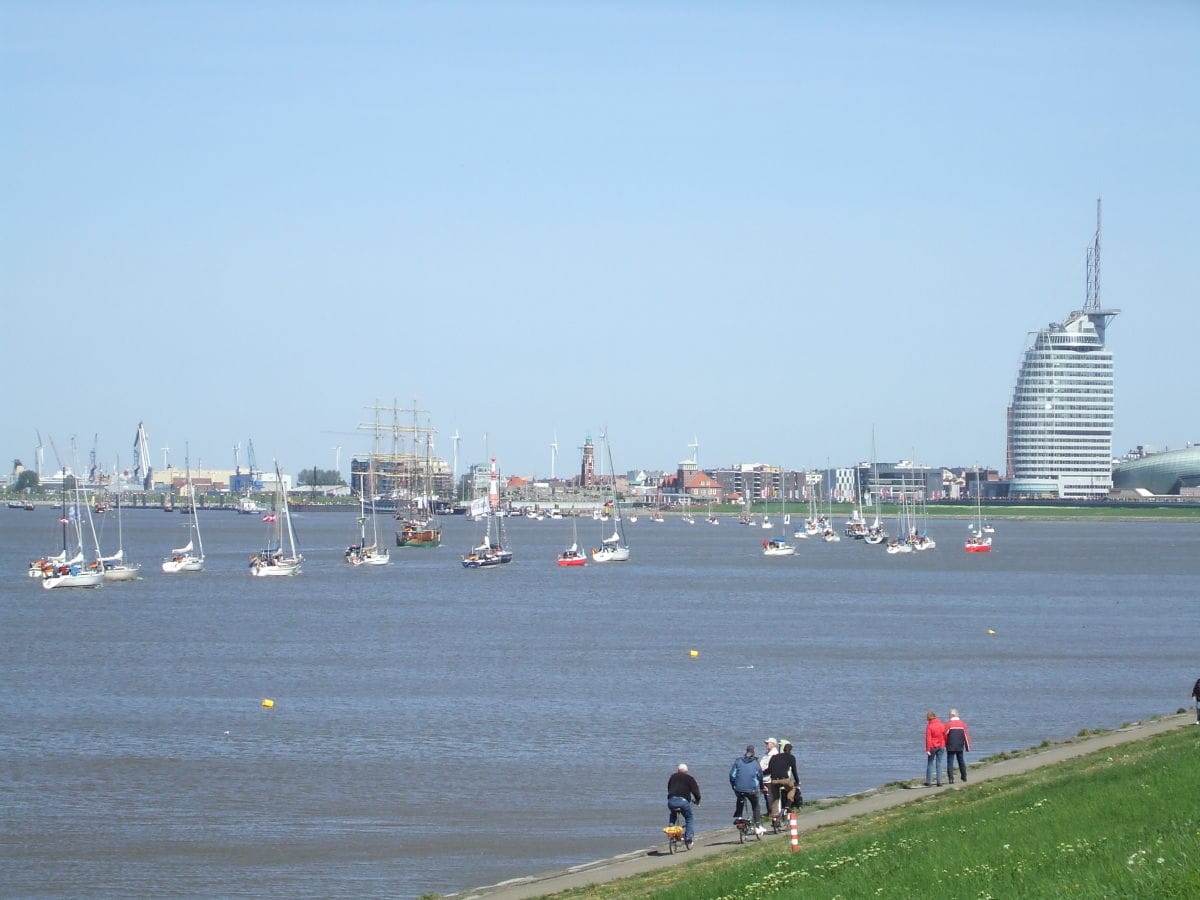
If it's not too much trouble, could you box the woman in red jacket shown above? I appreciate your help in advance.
[924,710,947,786]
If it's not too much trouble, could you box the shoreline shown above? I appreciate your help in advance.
[450,712,1194,899]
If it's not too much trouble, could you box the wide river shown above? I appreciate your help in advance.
[2,506,1197,898]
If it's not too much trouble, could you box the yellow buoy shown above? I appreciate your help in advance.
[689,649,699,658]
[261,698,275,708]
[986,629,996,635]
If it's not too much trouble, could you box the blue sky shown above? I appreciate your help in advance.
[3,1,1197,481]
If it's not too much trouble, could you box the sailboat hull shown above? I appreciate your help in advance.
[250,558,302,576]
[162,556,203,573]
[102,564,141,582]
[591,546,630,562]
[396,525,441,547]
[41,569,104,589]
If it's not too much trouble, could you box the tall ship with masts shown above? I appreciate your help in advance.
[348,400,452,549]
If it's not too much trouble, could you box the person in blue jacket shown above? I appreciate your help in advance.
[729,744,763,822]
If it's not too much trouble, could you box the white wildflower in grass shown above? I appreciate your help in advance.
[1157,857,1165,864]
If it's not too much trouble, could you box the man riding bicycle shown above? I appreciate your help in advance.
[729,744,763,823]
[666,763,701,849]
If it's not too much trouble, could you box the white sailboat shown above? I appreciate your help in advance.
[250,463,302,576]
[762,536,796,556]
[40,482,103,590]
[100,491,141,581]
[864,436,888,546]
[822,473,841,542]
[162,461,204,573]
[346,455,389,566]
[591,432,630,563]
[462,456,512,568]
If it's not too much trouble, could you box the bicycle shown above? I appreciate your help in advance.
[768,783,802,833]
[733,816,763,843]
[662,824,689,853]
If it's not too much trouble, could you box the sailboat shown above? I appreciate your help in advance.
[162,461,204,573]
[346,456,390,566]
[844,468,868,539]
[99,491,141,581]
[822,473,841,542]
[864,437,888,546]
[40,481,103,589]
[462,457,512,568]
[591,432,630,563]
[887,475,921,554]
[965,466,993,553]
[557,515,587,567]
[909,467,936,550]
[706,500,719,525]
[762,535,796,556]
[396,430,441,547]
[250,463,302,576]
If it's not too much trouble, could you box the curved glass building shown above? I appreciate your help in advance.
[1112,446,1200,496]
[1007,203,1120,499]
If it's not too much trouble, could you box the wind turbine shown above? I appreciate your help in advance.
[161,446,171,470]
[451,429,461,481]
[689,435,700,465]
[550,431,558,479]
[332,446,342,479]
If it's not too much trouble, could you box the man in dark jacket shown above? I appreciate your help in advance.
[729,744,763,822]
[1192,678,1200,724]
[945,709,972,784]
[666,763,701,847]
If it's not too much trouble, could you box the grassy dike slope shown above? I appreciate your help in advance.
[455,715,1198,899]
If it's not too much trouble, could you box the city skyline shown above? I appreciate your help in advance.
[3,4,1197,478]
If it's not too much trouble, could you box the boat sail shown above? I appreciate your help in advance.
[462,457,512,568]
[39,480,103,589]
[162,458,204,573]
[346,454,390,566]
[250,463,302,576]
[591,431,630,563]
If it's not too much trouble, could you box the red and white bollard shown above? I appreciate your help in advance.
[789,811,799,852]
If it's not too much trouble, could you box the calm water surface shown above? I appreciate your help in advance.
[2,508,1197,897]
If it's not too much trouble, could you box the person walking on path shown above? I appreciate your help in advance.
[945,709,972,783]
[925,711,947,786]
[1191,677,1200,724]
[666,763,701,848]
[729,744,763,822]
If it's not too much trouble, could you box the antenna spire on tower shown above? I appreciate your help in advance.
[1085,196,1102,311]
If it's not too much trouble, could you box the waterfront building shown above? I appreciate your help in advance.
[1112,445,1200,496]
[1007,201,1120,499]
[854,461,941,504]
[709,463,784,502]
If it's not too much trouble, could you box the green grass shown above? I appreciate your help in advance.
[547,726,1200,899]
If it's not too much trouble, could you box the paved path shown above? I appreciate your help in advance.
[452,713,1193,899]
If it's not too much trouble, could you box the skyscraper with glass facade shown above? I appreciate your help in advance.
[1007,202,1120,499]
